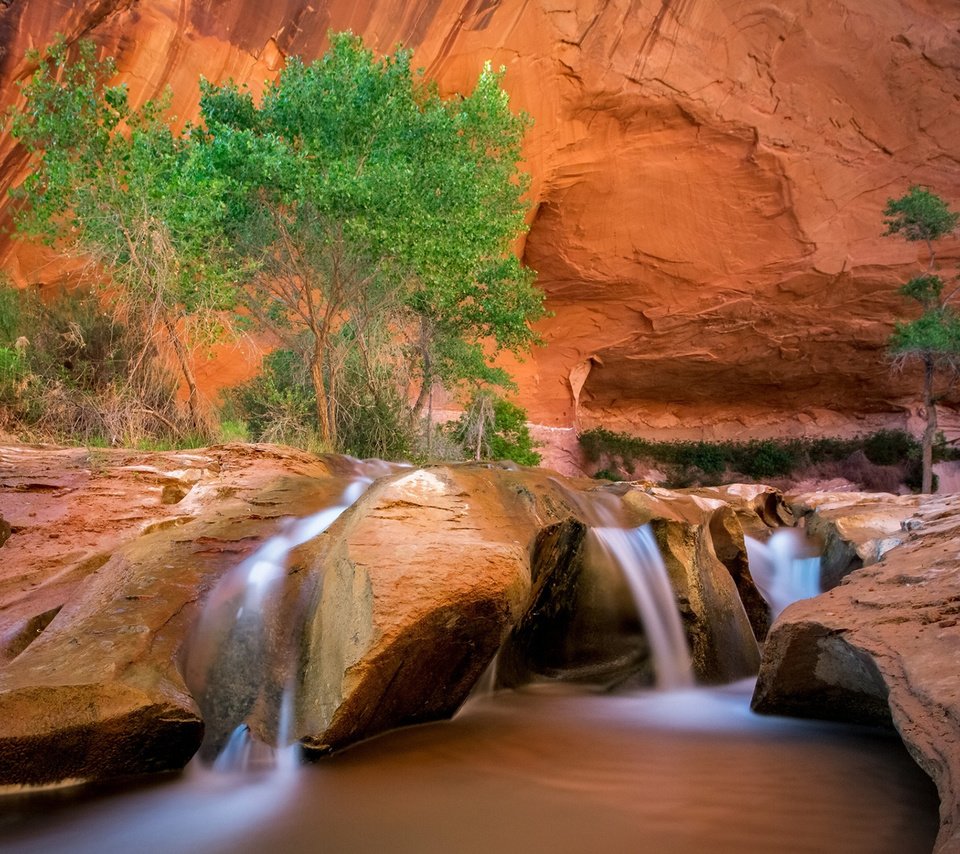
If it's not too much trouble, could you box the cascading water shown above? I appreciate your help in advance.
[744,528,822,619]
[573,489,693,689]
[488,482,694,691]
[587,525,694,689]
[183,459,404,772]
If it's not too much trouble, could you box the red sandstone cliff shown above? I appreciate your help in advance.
[1,1,958,456]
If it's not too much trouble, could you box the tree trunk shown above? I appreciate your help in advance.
[411,318,432,420]
[922,355,936,494]
[426,385,433,457]
[309,347,335,449]
[161,312,203,434]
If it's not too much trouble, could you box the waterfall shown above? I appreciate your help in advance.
[502,482,695,690]
[587,525,694,689]
[744,529,821,619]
[184,460,404,772]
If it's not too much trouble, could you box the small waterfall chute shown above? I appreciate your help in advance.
[485,482,694,693]
[588,525,694,689]
[744,528,821,619]
[184,462,404,772]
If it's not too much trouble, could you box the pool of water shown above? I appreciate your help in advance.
[0,681,939,854]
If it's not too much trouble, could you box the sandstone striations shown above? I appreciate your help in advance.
[0,2,958,450]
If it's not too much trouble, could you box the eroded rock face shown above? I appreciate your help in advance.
[787,490,922,589]
[0,2,958,443]
[753,492,960,853]
[0,443,350,784]
[0,444,767,783]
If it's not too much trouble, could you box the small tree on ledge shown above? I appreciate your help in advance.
[883,186,960,493]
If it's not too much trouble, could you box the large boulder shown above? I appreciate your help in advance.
[297,466,555,752]
[0,443,350,784]
[753,492,960,853]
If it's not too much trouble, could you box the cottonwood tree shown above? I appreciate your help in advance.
[199,33,543,452]
[11,37,241,434]
[883,185,960,493]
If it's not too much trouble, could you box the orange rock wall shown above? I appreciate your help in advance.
[1,0,958,448]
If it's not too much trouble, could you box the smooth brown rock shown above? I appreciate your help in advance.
[297,465,575,752]
[787,490,922,589]
[753,493,960,853]
[0,443,348,785]
[0,2,958,451]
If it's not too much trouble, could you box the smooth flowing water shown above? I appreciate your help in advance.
[0,681,938,853]
[182,458,405,769]
[587,525,693,688]
[744,529,822,618]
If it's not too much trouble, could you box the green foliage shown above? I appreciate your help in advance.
[11,33,540,457]
[230,347,416,459]
[230,350,320,448]
[889,309,960,362]
[882,186,960,493]
[578,427,941,487]
[487,397,542,466]
[862,429,918,465]
[450,391,541,466]
[899,273,944,308]
[198,32,542,451]
[883,186,959,245]
[11,36,244,433]
[0,281,191,445]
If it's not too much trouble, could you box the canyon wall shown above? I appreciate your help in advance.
[1,0,959,462]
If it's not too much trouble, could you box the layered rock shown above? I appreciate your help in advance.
[753,492,960,853]
[0,2,959,445]
[787,490,923,588]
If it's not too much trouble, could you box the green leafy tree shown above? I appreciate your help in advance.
[453,390,541,466]
[10,37,241,433]
[883,186,960,493]
[198,33,543,450]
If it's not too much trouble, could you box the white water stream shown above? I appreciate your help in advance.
[588,525,694,688]
[744,529,822,619]
[184,460,406,771]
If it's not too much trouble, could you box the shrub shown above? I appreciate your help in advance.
[863,430,917,465]
[449,392,542,466]
[0,282,197,446]
[577,427,937,490]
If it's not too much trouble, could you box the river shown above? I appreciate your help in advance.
[0,680,938,853]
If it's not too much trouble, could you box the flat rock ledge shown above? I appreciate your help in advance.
[753,491,960,853]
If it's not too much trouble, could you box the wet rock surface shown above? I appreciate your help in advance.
[0,443,345,785]
[754,491,960,853]
[0,445,765,784]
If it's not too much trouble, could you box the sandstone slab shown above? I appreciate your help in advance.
[0,443,350,785]
[787,490,924,589]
